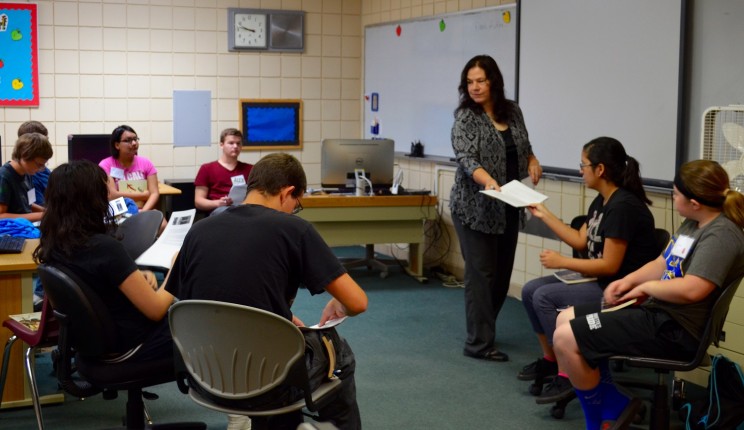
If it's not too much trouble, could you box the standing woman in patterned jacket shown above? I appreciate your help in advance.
[451,54,542,363]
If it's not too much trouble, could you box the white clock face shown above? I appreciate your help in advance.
[234,13,267,48]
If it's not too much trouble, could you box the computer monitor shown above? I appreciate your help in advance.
[67,134,111,164]
[321,138,395,189]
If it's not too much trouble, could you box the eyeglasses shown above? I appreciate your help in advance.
[25,159,47,169]
[120,137,140,144]
[291,198,303,215]
[579,162,594,170]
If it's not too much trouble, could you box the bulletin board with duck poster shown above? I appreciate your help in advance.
[0,3,39,107]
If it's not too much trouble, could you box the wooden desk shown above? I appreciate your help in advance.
[158,182,182,215]
[0,239,64,409]
[299,195,438,282]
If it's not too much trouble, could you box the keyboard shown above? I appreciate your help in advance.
[0,236,26,254]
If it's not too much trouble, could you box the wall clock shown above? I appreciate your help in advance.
[227,9,305,53]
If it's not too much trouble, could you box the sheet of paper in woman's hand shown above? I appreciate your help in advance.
[479,180,548,207]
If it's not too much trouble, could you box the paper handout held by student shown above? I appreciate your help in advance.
[135,209,196,270]
[227,182,247,206]
[479,179,548,207]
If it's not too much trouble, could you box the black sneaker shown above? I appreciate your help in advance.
[518,357,557,381]
[518,359,540,380]
[536,375,574,404]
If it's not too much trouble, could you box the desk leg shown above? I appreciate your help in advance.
[0,273,64,410]
[159,195,172,219]
[405,243,428,283]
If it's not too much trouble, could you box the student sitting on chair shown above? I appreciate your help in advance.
[99,125,160,212]
[17,121,52,207]
[0,133,53,222]
[167,153,367,430]
[552,159,744,430]
[519,137,658,404]
[16,121,53,310]
[34,160,176,363]
[194,128,253,216]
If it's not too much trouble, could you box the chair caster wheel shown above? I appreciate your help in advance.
[550,404,566,419]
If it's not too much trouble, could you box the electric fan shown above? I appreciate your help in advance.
[700,105,744,192]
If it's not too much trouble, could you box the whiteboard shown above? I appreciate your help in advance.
[364,6,517,158]
[519,0,684,184]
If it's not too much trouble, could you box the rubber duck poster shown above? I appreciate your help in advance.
[0,3,39,107]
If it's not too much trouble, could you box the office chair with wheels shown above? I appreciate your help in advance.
[38,264,205,430]
[609,275,744,430]
[0,297,59,430]
[117,210,164,260]
[169,300,343,430]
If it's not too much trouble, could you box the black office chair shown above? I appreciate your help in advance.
[38,264,205,430]
[609,275,744,430]
[169,300,343,430]
[117,210,164,260]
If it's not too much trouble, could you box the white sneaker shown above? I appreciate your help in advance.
[226,414,251,430]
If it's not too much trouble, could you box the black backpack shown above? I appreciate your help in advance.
[680,354,744,430]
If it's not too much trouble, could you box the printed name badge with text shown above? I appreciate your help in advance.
[231,175,245,186]
[671,235,694,259]
[110,167,125,180]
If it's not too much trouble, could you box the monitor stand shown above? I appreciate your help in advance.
[339,244,397,279]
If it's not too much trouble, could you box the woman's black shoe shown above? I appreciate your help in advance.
[464,349,509,362]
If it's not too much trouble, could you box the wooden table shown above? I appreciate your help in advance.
[158,182,182,215]
[299,194,438,282]
[0,239,64,409]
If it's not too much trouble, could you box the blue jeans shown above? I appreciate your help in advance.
[521,275,603,345]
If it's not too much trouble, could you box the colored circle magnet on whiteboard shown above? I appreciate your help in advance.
[396,25,401,37]
[502,11,511,24]
[439,19,446,32]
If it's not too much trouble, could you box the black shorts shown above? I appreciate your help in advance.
[569,303,699,368]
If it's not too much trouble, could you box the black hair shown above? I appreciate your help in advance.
[34,160,114,263]
[455,54,514,123]
[110,125,137,158]
[583,136,651,205]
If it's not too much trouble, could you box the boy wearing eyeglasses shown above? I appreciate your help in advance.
[167,153,367,430]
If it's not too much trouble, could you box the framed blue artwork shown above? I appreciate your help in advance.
[0,3,39,106]
[240,99,303,150]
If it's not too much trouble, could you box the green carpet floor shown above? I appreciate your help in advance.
[0,247,699,429]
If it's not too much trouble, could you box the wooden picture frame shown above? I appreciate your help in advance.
[239,99,302,150]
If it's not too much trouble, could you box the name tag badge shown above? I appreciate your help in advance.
[110,167,125,180]
[231,175,245,185]
[671,235,694,259]
[27,188,36,204]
